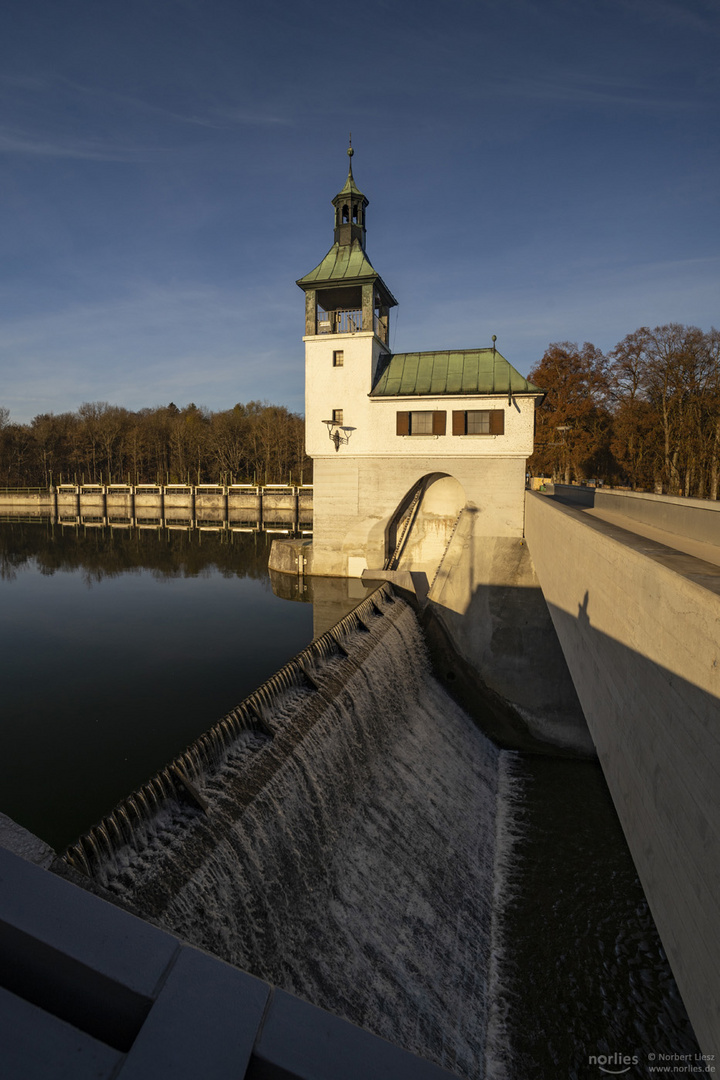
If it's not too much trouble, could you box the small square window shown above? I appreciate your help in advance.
[332,408,344,424]
[333,350,344,367]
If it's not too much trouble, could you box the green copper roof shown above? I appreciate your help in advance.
[297,240,387,289]
[370,349,544,397]
[337,168,364,199]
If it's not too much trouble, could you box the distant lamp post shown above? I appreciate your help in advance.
[550,425,572,483]
[323,419,350,452]
[550,424,572,446]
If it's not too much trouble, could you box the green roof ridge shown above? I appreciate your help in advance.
[370,349,543,397]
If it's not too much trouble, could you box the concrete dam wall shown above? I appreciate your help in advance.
[65,585,519,1080]
[524,490,720,1055]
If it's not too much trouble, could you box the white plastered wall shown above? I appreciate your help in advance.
[304,332,536,460]
[305,329,535,577]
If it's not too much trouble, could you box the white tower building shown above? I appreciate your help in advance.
[296,147,543,579]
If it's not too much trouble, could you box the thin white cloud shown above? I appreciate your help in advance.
[0,69,291,165]
[210,106,291,126]
[490,70,706,111]
[55,76,230,131]
[0,127,175,161]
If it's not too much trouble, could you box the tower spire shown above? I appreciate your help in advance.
[332,139,367,249]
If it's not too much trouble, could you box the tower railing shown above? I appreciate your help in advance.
[316,308,362,334]
[315,308,387,337]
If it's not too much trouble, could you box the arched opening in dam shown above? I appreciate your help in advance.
[385,472,466,574]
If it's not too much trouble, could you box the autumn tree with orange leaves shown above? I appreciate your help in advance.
[527,342,612,484]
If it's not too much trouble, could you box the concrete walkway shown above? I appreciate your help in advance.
[579,506,720,567]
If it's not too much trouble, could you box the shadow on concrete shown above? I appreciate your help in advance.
[548,484,597,508]
[420,587,588,756]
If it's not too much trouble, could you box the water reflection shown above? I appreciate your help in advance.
[269,569,373,638]
[0,520,330,851]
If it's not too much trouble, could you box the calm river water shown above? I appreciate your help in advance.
[0,520,368,851]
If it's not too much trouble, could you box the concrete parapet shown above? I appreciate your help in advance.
[551,485,720,547]
[524,490,720,1055]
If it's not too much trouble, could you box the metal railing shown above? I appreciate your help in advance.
[0,484,313,497]
[316,308,362,334]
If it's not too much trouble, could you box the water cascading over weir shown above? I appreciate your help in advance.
[63,584,519,1080]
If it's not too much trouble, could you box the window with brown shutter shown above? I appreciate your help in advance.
[452,409,505,435]
[489,409,504,435]
[396,410,447,435]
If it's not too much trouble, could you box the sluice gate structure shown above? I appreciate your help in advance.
[0,483,313,532]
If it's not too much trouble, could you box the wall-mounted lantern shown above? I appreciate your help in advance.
[322,419,351,452]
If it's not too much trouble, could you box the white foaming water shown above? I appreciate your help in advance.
[99,597,519,1079]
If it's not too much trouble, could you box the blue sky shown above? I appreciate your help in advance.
[1,0,718,423]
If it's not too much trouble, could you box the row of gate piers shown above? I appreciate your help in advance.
[0,483,313,533]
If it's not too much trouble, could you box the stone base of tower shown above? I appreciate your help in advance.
[305,454,527,578]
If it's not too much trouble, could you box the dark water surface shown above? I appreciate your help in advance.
[508,755,699,1077]
[0,521,317,850]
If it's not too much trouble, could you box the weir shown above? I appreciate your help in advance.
[63,584,518,1080]
[0,484,314,532]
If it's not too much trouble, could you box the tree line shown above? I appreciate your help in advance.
[0,400,311,488]
[528,324,720,498]
[2,321,718,497]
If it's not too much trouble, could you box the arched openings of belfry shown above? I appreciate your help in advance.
[337,202,362,227]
